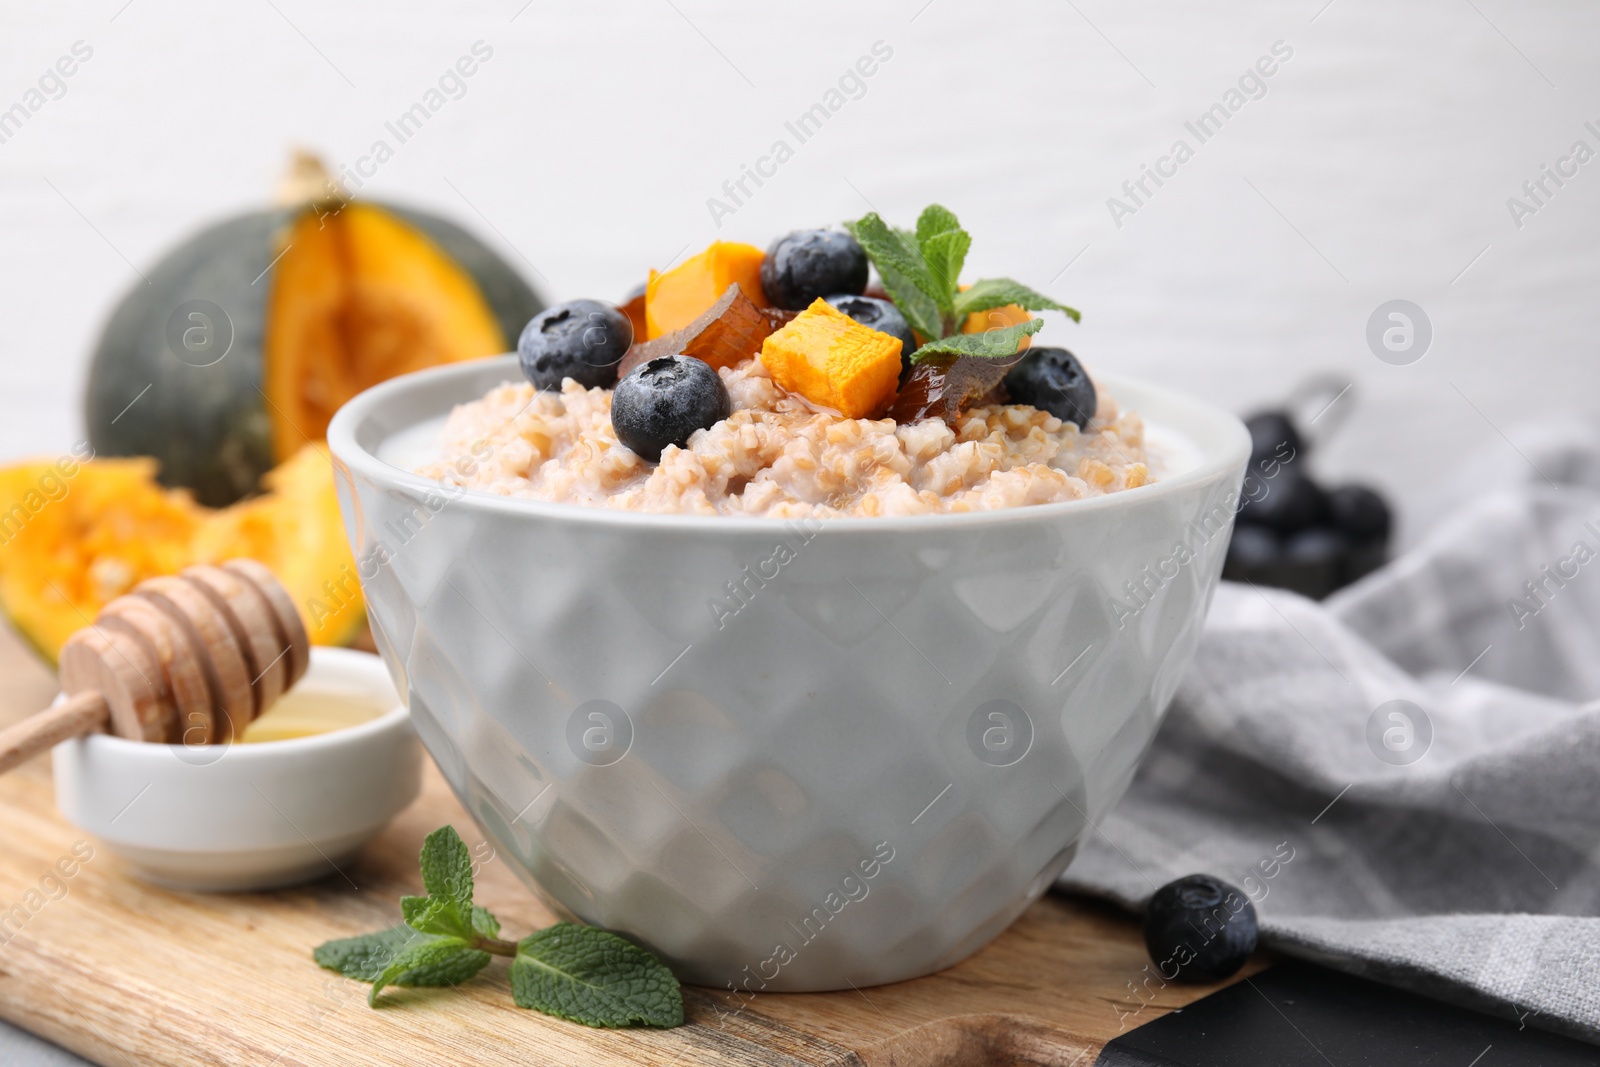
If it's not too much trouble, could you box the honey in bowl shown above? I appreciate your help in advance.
[238,681,391,743]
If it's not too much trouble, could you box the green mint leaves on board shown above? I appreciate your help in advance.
[368,935,492,1006]
[511,925,685,1028]
[312,826,683,1027]
[845,203,1079,359]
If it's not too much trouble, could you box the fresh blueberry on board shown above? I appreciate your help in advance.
[825,294,918,367]
[610,355,731,462]
[1326,484,1391,544]
[519,300,634,391]
[1001,347,1098,429]
[760,230,869,310]
[1143,874,1259,983]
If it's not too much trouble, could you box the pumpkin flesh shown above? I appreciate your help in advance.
[760,298,902,419]
[0,445,361,664]
[645,241,767,340]
[264,204,506,461]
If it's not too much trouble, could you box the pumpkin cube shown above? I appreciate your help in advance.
[645,241,767,339]
[760,299,903,419]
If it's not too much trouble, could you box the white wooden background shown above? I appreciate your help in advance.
[1,0,1596,546]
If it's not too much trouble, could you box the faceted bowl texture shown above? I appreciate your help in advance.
[327,355,1248,991]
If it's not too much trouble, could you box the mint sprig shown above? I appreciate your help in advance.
[313,826,683,1028]
[845,204,1079,363]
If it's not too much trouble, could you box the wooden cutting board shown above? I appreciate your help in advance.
[0,626,1253,1067]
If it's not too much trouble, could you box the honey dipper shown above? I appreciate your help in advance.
[0,559,310,774]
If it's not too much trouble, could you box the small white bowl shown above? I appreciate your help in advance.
[52,647,421,892]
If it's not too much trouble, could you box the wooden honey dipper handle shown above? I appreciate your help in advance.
[0,692,110,775]
[0,560,310,775]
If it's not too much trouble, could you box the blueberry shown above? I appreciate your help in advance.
[1226,524,1280,570]
[825,294,917,364]
[1240,465,1325,534]
[1326,485,1391,544]
[1143,874,1258,983]
[1001,347,1098,428]
[610,355,730,462]
[1245,410,1303,466]
[518,299,633,390]
[761,230,868,310]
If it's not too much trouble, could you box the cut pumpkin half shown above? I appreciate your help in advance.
[264,204,508,462]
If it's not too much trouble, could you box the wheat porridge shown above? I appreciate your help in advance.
[414,206,1155,517]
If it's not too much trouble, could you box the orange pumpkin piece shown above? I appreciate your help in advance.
[962,301,1033,352]
[760,299,903,419]
[646,241,767,339]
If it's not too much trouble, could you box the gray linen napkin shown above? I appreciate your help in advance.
[1060,420,1600,1045]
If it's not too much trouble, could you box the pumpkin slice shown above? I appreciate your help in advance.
[265,204,507,462]
[645,241,767,339]
[0,445,361,665]
[760,298,903,419]
[0,456,199,661]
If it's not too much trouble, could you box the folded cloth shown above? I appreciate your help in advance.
[1060,421,1600,1045]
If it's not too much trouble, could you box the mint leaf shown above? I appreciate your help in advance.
[510,923,683,1028]
[396,825,479,940]
[315,924,490,1001]
[921,230,970,306]
[419,825,475,914]
[844,213,945,338]
[400,894,474,940]
[470,906,501,939]
[910,317,1045,363]
[314,924,430,982]
[875,259,943,344]
[953,278,1081,322]
[915,203,961,247]
[914,205,968,303]
[369,936,490,1006]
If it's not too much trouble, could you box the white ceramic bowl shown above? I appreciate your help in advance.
[52,647,421,892]
[327,355,1248,990]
